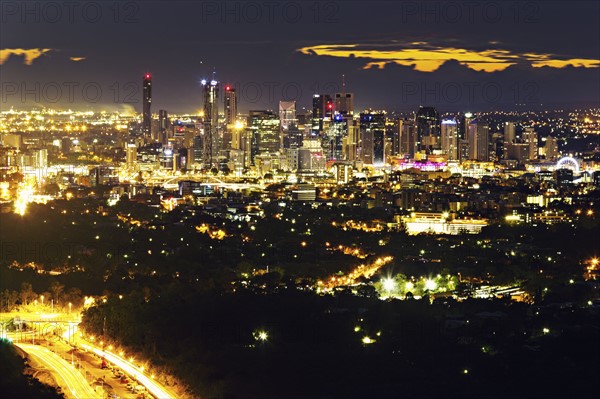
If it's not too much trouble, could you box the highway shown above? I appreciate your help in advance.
[80,342,177,399]
[17,343,99,399]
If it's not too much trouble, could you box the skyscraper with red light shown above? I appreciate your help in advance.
[224,85,237,127]
[143,73,152,138]
[312,94,333,135]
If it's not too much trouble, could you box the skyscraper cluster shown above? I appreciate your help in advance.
[128,73,558,174]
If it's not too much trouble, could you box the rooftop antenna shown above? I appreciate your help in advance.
[341,74,346,95]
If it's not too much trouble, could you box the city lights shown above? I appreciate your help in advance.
[1,4,599,399]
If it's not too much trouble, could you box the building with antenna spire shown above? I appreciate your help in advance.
[334,74,354,115]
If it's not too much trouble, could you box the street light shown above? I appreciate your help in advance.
[253,330,268,342]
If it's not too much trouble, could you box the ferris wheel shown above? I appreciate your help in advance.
[556,156,580,174]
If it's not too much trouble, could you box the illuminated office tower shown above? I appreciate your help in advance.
[504,122,516,143]
[142,73,152,138]
[344,118,360,162]
[224,85,237,126]
[201,79,219,168]
[441,120,459,160]
[544,136,559,161]
[222,85,237,152]
[158,110,169,143]
[467,119,489,161]
[248,110,280,158]
[415,106,440,152]
[126,143,137,170]
[456,112,474,140]
[399,119,417,158]
[522,127,538,160]
[360,112,386,165]
[280,101,301,150]
[279,101,297,130]
[312,94,333,135]
[324,113,347,161]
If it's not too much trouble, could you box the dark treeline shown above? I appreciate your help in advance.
[0,341,64,399]
[82,285,599,399]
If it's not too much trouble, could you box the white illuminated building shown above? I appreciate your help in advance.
[402,212,488,235]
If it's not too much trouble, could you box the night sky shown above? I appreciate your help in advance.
[2,0,599,113]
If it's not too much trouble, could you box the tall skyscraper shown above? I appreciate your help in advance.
[467,119,489,161]
[344,118,360,162]
[458,112,474,140]
[158,110,169,143]
[522,127,538,160]
[416,106,440,153]
[312,94,333,135]
[248,110,280,158]
[201,79,219,168]
[399,119,417,158]
[224,85,237,127]
[279,101,296,130]
[504,122,516,143]
[544,136,559,160]
[324,113,348,161]
[441,119,458,160]
[360,112,386,165]
[334,75,354,115]
[142,73,152,138]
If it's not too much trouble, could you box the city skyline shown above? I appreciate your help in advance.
[1,2,599,399]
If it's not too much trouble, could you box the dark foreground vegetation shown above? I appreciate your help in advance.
[82,287,600,399]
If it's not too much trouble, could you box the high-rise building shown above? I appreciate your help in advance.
[344,117,360,162]
[467,119,489,161]
[505,142,529,163]
[360,112,386,165]
[279,101,296,131]
[248,110,280,158]
[142,73,152,138]
[441,119,458,160]
[126,143,137,170]
[457,112,473,140]
[399,119,417,158]
[334,75,354,115]
[324,113,347,161]
[224,85,237,127]
[312,94,333,135]
[544,136,559,160]
[201,79,219,168]
[522,127,538,160]
[415,106,440,152]
[504,122,516,143]
[334,93,354,115]
[158,110,169,143]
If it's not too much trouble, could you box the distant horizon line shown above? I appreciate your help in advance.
[2,104,598,116]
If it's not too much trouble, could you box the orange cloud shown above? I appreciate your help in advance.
[70,57,86,62]
[0,48,52,65]
[298,43,600,73]
[530,59,600,68]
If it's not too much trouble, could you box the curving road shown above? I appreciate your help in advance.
[17,343,99,399]
[80,342,177,399]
